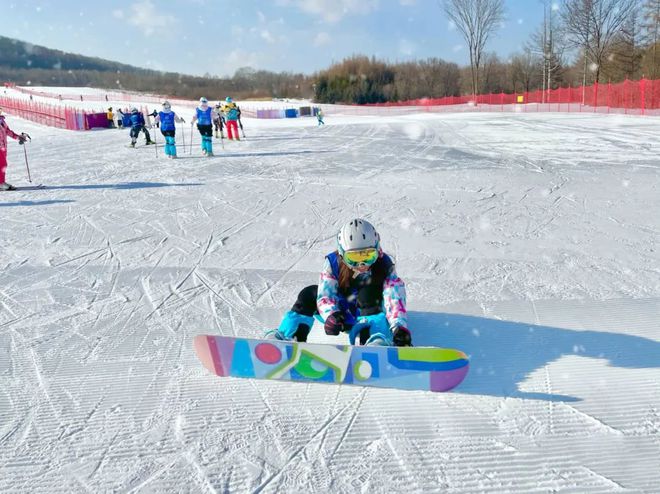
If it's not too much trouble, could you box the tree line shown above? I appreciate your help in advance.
[316,0,660,103]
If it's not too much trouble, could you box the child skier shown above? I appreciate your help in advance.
[213,103,225,139]
[221,96,240,140]
[317,108,325,126]
[267,219,411,346]
[107,107,115,128]
[128,108,154,147]
[154,101,185,159]
[191,97,214,156]
[0,107,28,191]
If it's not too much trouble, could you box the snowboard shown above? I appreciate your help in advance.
[193,335,469,392]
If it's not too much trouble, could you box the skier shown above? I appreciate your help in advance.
[107,107,115,128]
[221,96,240,140]
[317,108,325,126]
[0,107,29,191]
[153,101,185,159]
[128,108,154,147]
[267,219,411,346]
[213,103,225,139]
[191,97,214,156]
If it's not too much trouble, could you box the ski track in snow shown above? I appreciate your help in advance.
[1,98,660,492]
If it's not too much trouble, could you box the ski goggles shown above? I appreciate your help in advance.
[342,248,379,268]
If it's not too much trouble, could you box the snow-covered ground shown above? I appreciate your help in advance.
[1,98,659,492]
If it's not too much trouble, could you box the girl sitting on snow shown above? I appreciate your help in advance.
[268,219,411,346]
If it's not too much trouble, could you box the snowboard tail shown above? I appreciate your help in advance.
[193,335,469,392]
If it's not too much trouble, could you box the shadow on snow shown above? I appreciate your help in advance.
[26,181,204,191]
[409,310,660,402]
[0,199,76,207]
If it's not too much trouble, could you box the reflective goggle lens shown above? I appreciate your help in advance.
[343,248,378,267]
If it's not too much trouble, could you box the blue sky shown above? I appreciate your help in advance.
[3,0,546,76]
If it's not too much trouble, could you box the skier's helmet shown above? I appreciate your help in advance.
[336,219,380,268]
[199,97,208,104]
[225,96,232,103]
[131,107,138,113]
[162,101,171,110]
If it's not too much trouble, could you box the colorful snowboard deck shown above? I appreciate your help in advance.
[193,335,469,392]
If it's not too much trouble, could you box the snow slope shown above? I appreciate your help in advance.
[1,100,659,492]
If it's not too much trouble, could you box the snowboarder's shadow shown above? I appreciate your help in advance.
[410,311,660,402]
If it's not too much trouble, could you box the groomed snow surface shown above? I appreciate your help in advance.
[1,96,659,493]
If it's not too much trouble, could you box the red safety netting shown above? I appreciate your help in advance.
[0,96,91,130]
[367,78,660,116]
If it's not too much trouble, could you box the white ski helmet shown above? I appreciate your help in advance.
[162,100,171,110]
[199,97,208,104]
[336,219,380,256]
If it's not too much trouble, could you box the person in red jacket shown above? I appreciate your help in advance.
[0,107,28,191]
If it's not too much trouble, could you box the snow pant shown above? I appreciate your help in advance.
[161,129,177,156]
[197,124,213,154]
[0,149,8,184]
[129,126,141,145]
[141,126,152,143]
[282,284,387,343]
[318,118,324,126]
[226,120,239,140]
[131,125,152,145]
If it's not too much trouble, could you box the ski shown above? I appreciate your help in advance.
[12,184,47,191]
[193,334,469,392]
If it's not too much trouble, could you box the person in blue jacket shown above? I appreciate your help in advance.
[128,108,154,147]
[191,97,214,156]
[154,101,185,159]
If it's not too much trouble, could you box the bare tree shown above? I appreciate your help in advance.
[560,0,638,83]
[642,0,660,78]
[528,1,567,100]
[510,49,543,92]
[442,0,505,97]
[611,6,644,80]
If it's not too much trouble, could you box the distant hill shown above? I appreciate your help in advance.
[0,35,312,100]
[0,35,153,75]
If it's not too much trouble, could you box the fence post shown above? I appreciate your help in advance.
[624,78,629,114]
[501,91,504,111]
[641,78,646,116]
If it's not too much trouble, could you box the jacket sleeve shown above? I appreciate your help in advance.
[383,265,408,330]
[316,257,340,321]
[2,120,19,140]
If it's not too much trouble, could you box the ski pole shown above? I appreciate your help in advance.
[21,133,32,182]
[153,125,158,157]
[189,123,194,155]
[181,122,186,154]
[239,119,246,139]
